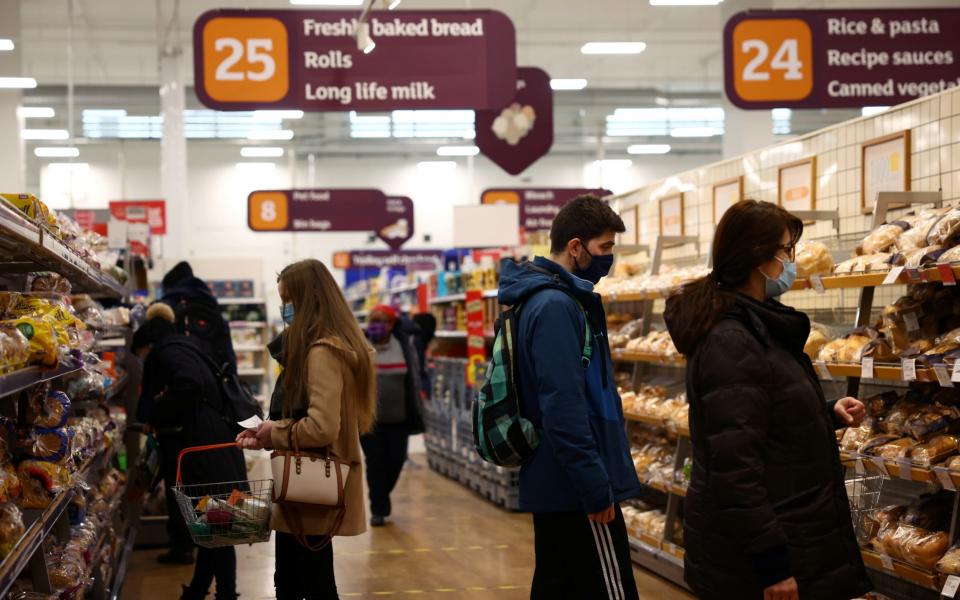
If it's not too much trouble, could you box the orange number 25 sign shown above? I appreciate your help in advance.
[202,17,290,103]
[729,18,813,104]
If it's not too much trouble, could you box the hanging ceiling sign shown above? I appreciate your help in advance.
[724,8,960,109]
[475,67,553,175]
[332,249,444,270]
[248,189,413,249]
[481,188,612,232]
[193,9,516,111]
[108,200,166,235]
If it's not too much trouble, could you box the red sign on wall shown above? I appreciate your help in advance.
[109,200,167,235]
[193,9,517,111]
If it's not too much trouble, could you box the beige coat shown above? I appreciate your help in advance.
[269,336,371,537]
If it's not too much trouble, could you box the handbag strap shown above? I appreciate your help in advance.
[279,503,346,552]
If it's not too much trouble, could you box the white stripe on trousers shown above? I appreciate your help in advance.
[589,521,625,600]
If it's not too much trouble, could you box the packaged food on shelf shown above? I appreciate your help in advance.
[857,434,901,454]
[0,501,25,559]
[840,420,874,452]
[892,245,946,269]
[938,246,960,265]
[17,427,74,463]
[816,327,896,363]
[833,253,893,274]
[884,396,925,436]
[17,459,72,509]
[804,323,830,360]
[892,525,950,570]
[875,438,915,460]
[624,330,678,357]
[857,221,911,256]
[867,496,953,571]
[903,493,954,531]
[911,435,958,466]
[101,306,130,328]
[898,208,951,252]
[0,324,31,372]
[595,264,710,298]
[27,389,71,429]
[937,545,960,575]
[925,207,960,248]
[904,403,960,442]
[1,193,56,231]
[69,295,105,331]
[25,273,71,295]
[796,241,834,278]
[609,318,644,350]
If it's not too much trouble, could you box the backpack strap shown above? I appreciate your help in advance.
[514,263,594,369]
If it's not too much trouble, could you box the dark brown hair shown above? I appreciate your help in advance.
[278,259,376,433]
[549,195,625,254]
[665,200,803,354]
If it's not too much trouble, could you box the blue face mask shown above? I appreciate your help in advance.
[281,303,295,325]
[574,246,615,285]
[762,257,797,299]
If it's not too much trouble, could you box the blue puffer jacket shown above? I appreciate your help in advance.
[498,257,642,514]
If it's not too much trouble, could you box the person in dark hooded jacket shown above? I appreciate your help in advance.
[664,200,871,600]
[499,196,642,600]
[134,303,247,600]
[160,261,237,369]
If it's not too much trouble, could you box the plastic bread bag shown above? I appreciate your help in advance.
[0,292,21,318]
[0,463,21,504]
[27,390,71,429]
[895,525,950,570]
[900,338,935,359]
[0,503,25,559]
[1,316,60,367]
[921,342,960,367]
[856,335,897,363]
[858,433,902,454]
[17,460,72,509]
[839,419,875,452]
[938,545,960,575]
[926,207,960,247]
[857,221,911,256]
[904,492,954,531]
[905,403,960,441]
[0,325,30,372]
[804,323,831,360]
[864,390,899,421]
[938,246,960,265]
[877,438,916,459]
[25,272,71,295]
[796,241,834,278]
[911,435,959,466]
[898,208,950,251]
[17,428,73,463]
[893,246,947,269]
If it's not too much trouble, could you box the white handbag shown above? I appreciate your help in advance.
[270,420,353,551]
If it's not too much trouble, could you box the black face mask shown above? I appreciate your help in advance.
[573,245,615,284]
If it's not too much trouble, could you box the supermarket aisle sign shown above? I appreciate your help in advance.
[193,9,516,111]
[108,200,166,235]
[332,250,443,270]
[475,67,553,175]
[481,188,612,232]
[723,9,960,109]
[248,189,414,249]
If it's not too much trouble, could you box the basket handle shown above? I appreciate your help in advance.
[175,442,240,486]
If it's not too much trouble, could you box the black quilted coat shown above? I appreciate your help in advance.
[664,292,872,600]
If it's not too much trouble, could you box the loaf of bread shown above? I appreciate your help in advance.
[897,525,950,570]
[877,438,916,459]
[938,246,960,265]
[926,208,960,247]
[905,403,960,442]
[858,222,910,255]
[859,434,902,454]
[805,326,830,360]
[937,545,960,575]
[796,241,834,278]
[911,435,959,466]
[840,422,874,452]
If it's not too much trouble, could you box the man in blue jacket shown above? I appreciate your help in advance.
[498,196,642,600]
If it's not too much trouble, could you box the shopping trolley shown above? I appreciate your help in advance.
[846,466,885,546]
[172,442,274,548]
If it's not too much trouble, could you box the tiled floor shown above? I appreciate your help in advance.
[122,457,694,600]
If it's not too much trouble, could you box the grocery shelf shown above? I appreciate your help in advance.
[640,478,688,498]
[859,549,942,592]
[0,362,83,400]
[429,289,498,305]
[0,202,125,299]
[839,450,945,486]
[434,330,495,339]
[229,321,267,329]
[791,264,960,292]
[0,488,76,598]
[107,525,138,600]
[822,362,938,383]
[233,344,265,352]
[627,536,688,590]
[623,411,690,438]
[612,350,686,367]
[217,297,265,305]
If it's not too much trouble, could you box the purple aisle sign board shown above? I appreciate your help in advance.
[378,196,414,250]
[248,188,388,232]
[333,250,444,270]
[724,9,960,109]
[481,188,612,232]
[475,67,554,175]
[193,9,516,111]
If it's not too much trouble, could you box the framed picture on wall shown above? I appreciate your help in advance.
[659,194,684,237]
[862,130,911,213]
[640,201,658,243]
[620,206,638,245]
[713,177,743,225]
[778,157,817,213]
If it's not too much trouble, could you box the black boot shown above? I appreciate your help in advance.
[159,548,195,565]
[180,585,207,600]
[371,514,386,527]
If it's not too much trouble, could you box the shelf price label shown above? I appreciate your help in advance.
[815,360,832,380]
[860,357,874,380]
[901,358,917,381]
[934,364,954,388]
[934,467,957,492]
[879,553,894,571]
[810,274,826,294]
[939,264,958,286]
[944,575,960,598]
[882,266,905,286]
[953,361,960,383]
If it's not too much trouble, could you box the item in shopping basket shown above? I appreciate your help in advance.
[796,241,834,279]
[0,502,25,559]
[911,435,959,466]
[858,222,911,256]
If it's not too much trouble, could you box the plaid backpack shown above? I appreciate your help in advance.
[472,292,593,467]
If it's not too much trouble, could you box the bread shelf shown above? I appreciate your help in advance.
[612,350,686,367]
[0,488,76,598]
[640,478,688,498]
[0,362,84,401]
[860,549,942,592]
[822,362,939,383]
[623,411,690,438]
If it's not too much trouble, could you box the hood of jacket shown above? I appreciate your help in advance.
[666,291,809,356]
[162,276,219,308]
[498,256,602,314]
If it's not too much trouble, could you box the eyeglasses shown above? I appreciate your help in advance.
[777,244,796,261]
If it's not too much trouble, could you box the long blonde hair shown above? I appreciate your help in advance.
[279,259,375,433]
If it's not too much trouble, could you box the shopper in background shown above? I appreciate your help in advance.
[160,260,238,369]
[361,305,425,527]
[498,195,642,600]
[664,200,871,600]
[411,312,437,397]
[133,303,247,600]
[236,259,376,600]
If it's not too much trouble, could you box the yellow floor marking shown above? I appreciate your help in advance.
[403,590,425,595]
[441,546,458,551]
[386,549,406,554]
[497,585,525,590]
[467,545,484,550]
[373,592,397,597]
[434,588,457,593]
[466,586,487,591]
[413,548,432,553]
[492,544,510,549]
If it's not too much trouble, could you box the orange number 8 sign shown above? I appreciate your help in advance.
[732,19,813,102]
[249,192,289,231]
[203,17,290,103]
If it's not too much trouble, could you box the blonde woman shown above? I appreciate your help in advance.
[238,259,376,600]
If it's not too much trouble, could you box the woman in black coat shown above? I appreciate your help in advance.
[664,200,872,600]
[134,304,247,600]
